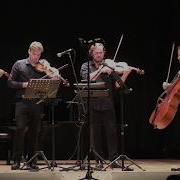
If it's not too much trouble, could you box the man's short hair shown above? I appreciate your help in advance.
[29,41,44,52]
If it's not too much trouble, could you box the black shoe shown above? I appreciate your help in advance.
[11,161,20,170]
[95,160,104,170]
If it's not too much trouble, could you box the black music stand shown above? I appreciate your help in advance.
[74,82,109,171]
[20,79,61,171]
[102,81,145,171]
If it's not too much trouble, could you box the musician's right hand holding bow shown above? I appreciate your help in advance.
[162,82,171,90]
[90,59,130,81]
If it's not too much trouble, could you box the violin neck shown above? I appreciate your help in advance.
[129,66,138,71]
[129,66,144,74]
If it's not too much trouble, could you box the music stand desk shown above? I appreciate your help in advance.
[23,79,61,104]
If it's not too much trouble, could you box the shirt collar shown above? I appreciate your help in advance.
[25,58,31,65]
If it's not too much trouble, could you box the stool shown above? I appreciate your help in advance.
[0,132,12,165]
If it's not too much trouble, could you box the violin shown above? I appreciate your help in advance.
[103,59,145,75]
[33,59,70,86]
[33,59,59,78]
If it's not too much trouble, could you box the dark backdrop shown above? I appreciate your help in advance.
[1,1,180,160]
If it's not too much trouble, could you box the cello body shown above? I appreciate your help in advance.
[149,78,180,129]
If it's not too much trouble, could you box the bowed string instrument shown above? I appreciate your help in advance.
[32,59,70,87]
[149,42,180,129]
[92,34,145,88]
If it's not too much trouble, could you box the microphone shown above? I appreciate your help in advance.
[57,49,73,57]
[78,38,104,45]
[87,38,102,44]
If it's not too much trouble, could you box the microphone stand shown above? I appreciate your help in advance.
[65,50,86,115]
[57,50,87,172]
[78,40,98,180]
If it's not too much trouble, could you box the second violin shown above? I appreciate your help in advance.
[103,59,145,75]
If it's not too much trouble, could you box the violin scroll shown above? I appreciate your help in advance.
[129,66,145,75]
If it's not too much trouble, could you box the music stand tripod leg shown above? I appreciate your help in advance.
[120,155,145,171]
[102,154,145,171]
[103,88,145,171]
[20,151,51,170]
[91,148,107,165]
[38,151,51,170]
[20,152,39,170]
[80,146,107,172]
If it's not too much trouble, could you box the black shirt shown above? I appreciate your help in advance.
[80,60,116,111]
[8,58,44,99]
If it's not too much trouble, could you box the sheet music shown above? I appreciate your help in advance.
[24,79,61,100]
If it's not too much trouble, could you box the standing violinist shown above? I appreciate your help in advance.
[80,42,131,169]
[7,41,60,170]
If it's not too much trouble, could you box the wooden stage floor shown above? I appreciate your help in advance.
[1,159,180,180]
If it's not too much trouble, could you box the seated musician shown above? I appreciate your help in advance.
[161,45,180,158]
[162,45,180,90]
[80,41,131,169]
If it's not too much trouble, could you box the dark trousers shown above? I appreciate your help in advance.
[90,108,118,161]
[12,101,43,162]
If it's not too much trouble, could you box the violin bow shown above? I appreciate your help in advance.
[41,64,68,79]
[165,41,175,83]
[112,34,124,62]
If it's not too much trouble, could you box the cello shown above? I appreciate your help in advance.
[149,42,180,129]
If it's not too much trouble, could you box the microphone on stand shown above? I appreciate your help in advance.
[78,38,105,45]
[57,49,73,58]
[86,38,102,44]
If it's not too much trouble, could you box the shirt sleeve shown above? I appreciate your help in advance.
[80,62,88,80]
[7,61,24,89]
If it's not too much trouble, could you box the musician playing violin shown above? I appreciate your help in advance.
[7,41,61,170]
[80,42,132,169]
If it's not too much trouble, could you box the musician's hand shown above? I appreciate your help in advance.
[0,69,5,78]
[63,79,70,87]
[100,66,113,75]
[22,82,28,88]
[178,70,180,77]
[51,75,60,80]
[162,82,170,90]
